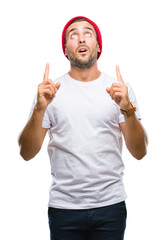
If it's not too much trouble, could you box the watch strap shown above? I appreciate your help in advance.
[120,102,136,116]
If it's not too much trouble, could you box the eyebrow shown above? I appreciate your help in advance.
[67,28,77,35]
[84,27,94,33]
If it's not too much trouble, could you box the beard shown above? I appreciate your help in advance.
[66,45,98,69]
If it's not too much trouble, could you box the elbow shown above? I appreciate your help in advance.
[19,146,41,161]
[20,149,32,161]
[18,137,30,161]
[18,140,40,161]
[22,156,32,161]
[19,143,36,161]
[134,145,148,160]
[137,137,148,160]
[18,141,30,161]
[135,151,147,160]
[131,136,148,160]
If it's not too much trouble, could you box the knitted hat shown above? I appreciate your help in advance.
[62,16,102,60]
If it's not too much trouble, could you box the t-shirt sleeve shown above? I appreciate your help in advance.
[118,83,141,123]
[42,109,51,129]
[28,95,51,129]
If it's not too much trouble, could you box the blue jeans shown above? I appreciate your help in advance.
[48,201,127,240]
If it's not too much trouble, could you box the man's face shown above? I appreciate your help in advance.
[65,21,100,69]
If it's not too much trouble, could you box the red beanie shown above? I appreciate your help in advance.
[62,16,102,60]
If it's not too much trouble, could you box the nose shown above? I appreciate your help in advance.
[79,33,85,44]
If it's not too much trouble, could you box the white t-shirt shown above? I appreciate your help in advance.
[30,72,141,209]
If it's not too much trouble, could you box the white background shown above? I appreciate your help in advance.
[0,0,166,239]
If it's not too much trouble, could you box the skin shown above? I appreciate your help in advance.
[18,64,60,160]
[18,20,147,161]
[65,21,101,82]
[65,21,100,70]
[107,65,148,159]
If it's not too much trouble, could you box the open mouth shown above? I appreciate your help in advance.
[78,47,88,54]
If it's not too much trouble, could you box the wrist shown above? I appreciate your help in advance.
[34,103,47,113]
[120,102,136,117]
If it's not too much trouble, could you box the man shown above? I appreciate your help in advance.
[19,16,147,240]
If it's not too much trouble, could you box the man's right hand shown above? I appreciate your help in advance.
[35,63,61,111]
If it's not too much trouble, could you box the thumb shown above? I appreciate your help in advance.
[106,87,110,93]
[55,82,61,90]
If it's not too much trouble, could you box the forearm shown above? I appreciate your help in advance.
[123,114,148,160]
[18,106,46,161]
[18,63,61,160]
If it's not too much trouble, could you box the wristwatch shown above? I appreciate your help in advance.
[120,102,136,116]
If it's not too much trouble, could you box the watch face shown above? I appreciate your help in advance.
[120,102,136,116]
[131,102,135,108]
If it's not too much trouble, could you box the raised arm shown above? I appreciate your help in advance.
[106,66,148,160]
[18,63,61,161]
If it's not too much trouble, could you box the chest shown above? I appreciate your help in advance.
[47,82,119,130]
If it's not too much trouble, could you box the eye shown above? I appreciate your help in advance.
[71,33,77,38]
[85,32,91,37]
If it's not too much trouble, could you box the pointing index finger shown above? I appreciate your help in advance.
[43,63,50,82]
[116,65,124,84]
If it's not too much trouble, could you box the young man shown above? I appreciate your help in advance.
[19,16,147,240]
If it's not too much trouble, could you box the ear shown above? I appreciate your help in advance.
[97,44,100,53]
[65,46,68,56]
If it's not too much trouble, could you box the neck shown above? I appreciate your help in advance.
[68,62,101,82]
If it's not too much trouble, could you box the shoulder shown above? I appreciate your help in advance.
[101,72,118,86]
[102,72,133,89]
[53,73,68,84]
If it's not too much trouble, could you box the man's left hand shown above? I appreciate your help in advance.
[106,65,131,110]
